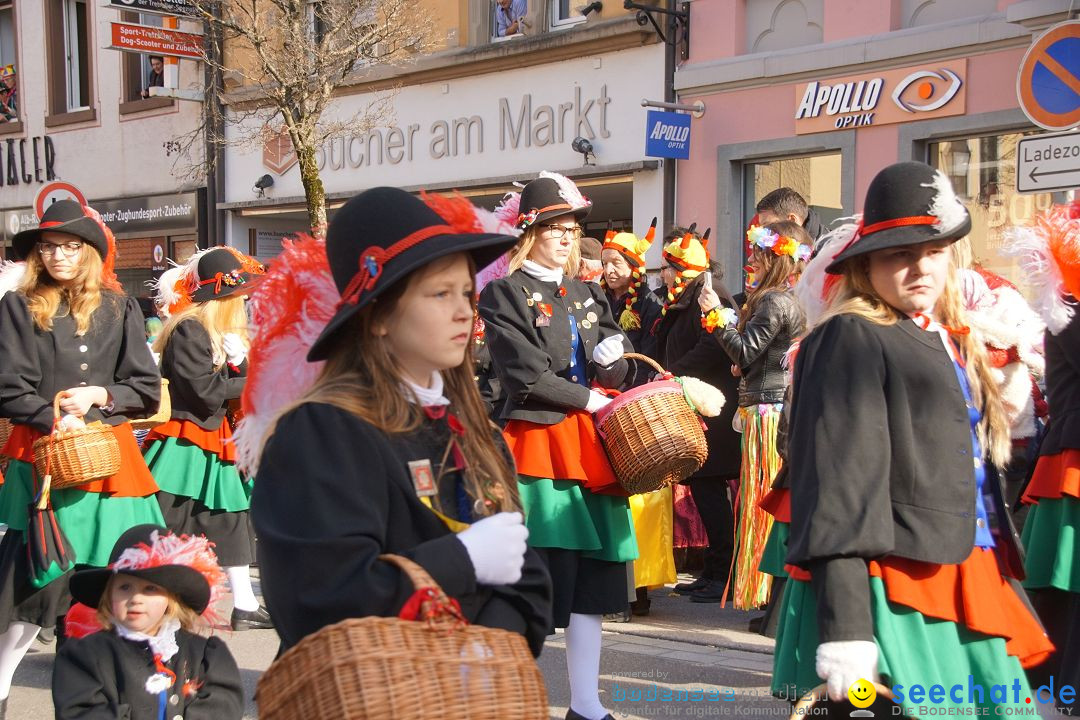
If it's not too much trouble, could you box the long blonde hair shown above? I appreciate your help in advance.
[20,246,113,335]
[153,294,248,368]
[263,256,520,516]
[817,254,1011,466]
[507,222,581,276]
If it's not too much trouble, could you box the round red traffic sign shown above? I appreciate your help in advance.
[1017,20,1080,131]
[34,182,87,219]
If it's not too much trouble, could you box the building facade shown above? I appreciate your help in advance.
[676,0,1074,286]
[0,0,206,297]
[218,1,670,266]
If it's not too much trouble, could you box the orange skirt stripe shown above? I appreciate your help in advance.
[1022,448,1080,503]
[144,419,236,462]
[1,423,158,497]
[504,410,626,496]
[759,487,791,523]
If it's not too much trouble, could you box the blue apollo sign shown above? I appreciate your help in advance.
[644,110,691,160]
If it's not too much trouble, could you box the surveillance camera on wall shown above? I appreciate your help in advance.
[571,136,595,166]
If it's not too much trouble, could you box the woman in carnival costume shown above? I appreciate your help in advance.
[599,220,672,618]
[774,161,1053,710]
[245,187,552,655]
[698,222,808,614]
[53,524,242,719]
[143,247,272,632]
[1003,205,1080,714]
[0,200,164,716]
[478,172,636,720]
[655,227,741,605]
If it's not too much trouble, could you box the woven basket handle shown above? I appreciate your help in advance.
[51,392,71,426]
[790,683,896,719]
[624,352,666,376]
[379,553,463,625]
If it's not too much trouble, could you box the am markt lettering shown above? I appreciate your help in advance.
[316,86,612,170]
[0,137,58,188]
[1022,142,1080,161]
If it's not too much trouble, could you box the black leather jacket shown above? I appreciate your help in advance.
[713,290,805,406]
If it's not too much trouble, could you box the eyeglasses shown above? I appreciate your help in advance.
[37,241,85,258]
[540,224,583,240]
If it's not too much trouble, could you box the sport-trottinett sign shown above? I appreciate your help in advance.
[108,21,203,60]
[794,60,967,134]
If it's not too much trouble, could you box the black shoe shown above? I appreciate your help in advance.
[565,709,615,720]
[748,613,765,632]
[672,577,709,595]
[689,580,728,603]
[630,587,651,616]
[231,606,274,631]
[602,609,631,623]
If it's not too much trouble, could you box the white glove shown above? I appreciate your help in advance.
[222,333,247,366]
[816,640,880,702]
[585,390,613,413]
[592,334,625,366]
[456,512,529,585]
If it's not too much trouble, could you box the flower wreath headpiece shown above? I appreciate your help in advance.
[746,225,812,262]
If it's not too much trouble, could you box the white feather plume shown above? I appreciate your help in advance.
[1002,224,1074,334]
[538,171,590,211]
[149,265,184,318]
[0,261,26,298]
[795,217,860,328]
[922,169,968,236]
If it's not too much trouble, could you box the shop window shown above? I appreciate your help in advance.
[121,13,166,103]
[170,236,198,265]
[744,152,843,226]
[930,132,1056,288]
[0,1,18,125]
[45,0,94,119]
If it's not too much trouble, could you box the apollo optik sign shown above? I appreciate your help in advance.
[645,110,691,160]
[794,60,967,134]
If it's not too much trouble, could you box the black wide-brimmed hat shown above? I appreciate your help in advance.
[514,173,592,230]
[70,525,214,614]
[190,247,261,303]
[307,187,520,361]
[826,161,971,273]
[12,199,108,261]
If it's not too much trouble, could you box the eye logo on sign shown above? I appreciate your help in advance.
[891,69,963,113]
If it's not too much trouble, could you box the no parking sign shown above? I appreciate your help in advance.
[34,182,87,219]
[1017,20,1080,131]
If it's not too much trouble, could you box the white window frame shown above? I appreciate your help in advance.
[62,0,89,111]
[550,0,585,30]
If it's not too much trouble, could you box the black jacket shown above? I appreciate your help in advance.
[160,319,245,431]
[1040,314,1080,456]
[787,314,1026,643]
[655,271,742,480]
[52,628,243,720]
[604,285,663,361]
[0,291,160,434]
[713,290,805,406]
[252,402,553,655]
[478,270,632,425]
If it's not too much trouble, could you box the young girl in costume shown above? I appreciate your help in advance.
[143,247,271,631]
[775,162,1053,709]
[655,228,740,605]
[1004,205,1080,714]
[53,524,243,719]
[479,172,636,720]
[600,222,671,618]
[698,222,808,613]
[245,187,552,656]
[0,200,164,718]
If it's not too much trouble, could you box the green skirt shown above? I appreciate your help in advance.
[143,438,251,512]
[760,520,789,579]
[0,460,165,568]
[517,475,637,563]
[1021,495,1080,593]
[772,578,1037,712]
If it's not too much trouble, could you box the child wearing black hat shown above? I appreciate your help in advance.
[243,188,552,657]
[52,524,243,719]
[775,162,1052,710]
[479,172,636,720]
[143,247,270,633]
[0,200,164,716]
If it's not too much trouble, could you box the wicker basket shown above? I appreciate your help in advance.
[595,353,708,495]
[790,683,896,719]
[32,393,122,490]
[129,379,171,432]
[256,554,549,720]
[0,418,12,452]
